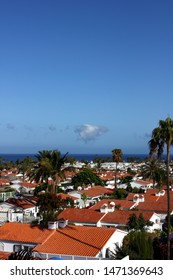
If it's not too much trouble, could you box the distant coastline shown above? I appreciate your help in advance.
[0,153,152,162]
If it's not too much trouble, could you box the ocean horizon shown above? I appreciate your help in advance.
[0,153,153,162]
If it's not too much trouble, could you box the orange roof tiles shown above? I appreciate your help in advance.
[20,182,37,188]
[57,208,105,223]
[0,222,118,258]
[0,178,10,185]
[34,225,116,257]
[0,223,53,243]
[101,210,154,224]
[56,193,77,201]
[91,199,136,211]
[80,186,113,197]
[6,198,36,209]
[0,251,11,260]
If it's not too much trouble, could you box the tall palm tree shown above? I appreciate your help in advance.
[141,158,165,188]
[149,116,173,260]
[112,148,123,190]
[28,150,68,193]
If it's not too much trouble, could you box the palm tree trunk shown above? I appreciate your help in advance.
[51,182,56,194]
[166,143,171,260]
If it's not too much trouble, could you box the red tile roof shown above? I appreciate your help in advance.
[20,182,37,188]
[0,251,11,260]
[101,210,154,224]
[34,225,117,257]
[0,222,118,258]
[5,198,36,209]
[56,193,77,201]
[57,208,105,223]
[0,223,53,243]
[0,178,10,185]
[79,186,113,197]
[90,199,136,211]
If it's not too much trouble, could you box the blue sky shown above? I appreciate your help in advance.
[0,0,173,155]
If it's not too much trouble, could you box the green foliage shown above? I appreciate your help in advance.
[152,234,173,260]
[16,156,35,180]
[112,188,128,199]
[113,231,154,260]
[33,184,47,196]
[0,157,15,170]
[119,176,133,184]
[141,159,166,188]
[127,167,137,175]
[127,213,153,231]
[28,150,68,193]
[65,156,77,164]
[93,155,112,164]
[112,148,123,163]
[37,192,68,226]
[149,117,173,259]
[71,168,104,188]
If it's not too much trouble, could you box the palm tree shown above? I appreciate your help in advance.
[141,158,165,188]
[28,150,68,193]
[16,156,35,181]
[149,116,173,260]
[111,148,123,190]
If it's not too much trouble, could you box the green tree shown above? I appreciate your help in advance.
[28,150,68,193]
[16,156,35,181]
[149,117,173,259]
[141,159,165,188]
[113,231,154,260]
[112,148,123,190]
[127,213,153,231]
[113,188,128,199]
[37,192,67,226]
[71,168,104,188]
[127,213,138,231]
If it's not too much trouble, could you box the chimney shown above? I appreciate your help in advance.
[48,221,59,230]
[58,219,68,228]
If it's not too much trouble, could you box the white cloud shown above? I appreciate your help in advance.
[75,124,108,142]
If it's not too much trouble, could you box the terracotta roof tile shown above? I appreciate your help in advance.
[0,251,11,260]
[5,198,36,209]
[57,208,105,223]
[0,223,52,243]
[56,193,77,201]
[34,225,116,257]
[0,222,120,258]
[101,210,154,224]
[79,186,113,197]
[91,199,136,211]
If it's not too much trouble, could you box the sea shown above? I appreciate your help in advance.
[0,153,151,163]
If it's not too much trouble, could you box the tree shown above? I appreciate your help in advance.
[111,148,123,190]
[16,156,35,181]
[113,188,128,199]
[149,117,173,259]
[81,192,88,207]
[141,159,166,188]
[8,249,39,260]
[113,231,154,260]
[71,168,104,188]
[127,213,153,231]
[127,213,138,231]
[37,192,67,226]
[28,150,68,193]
